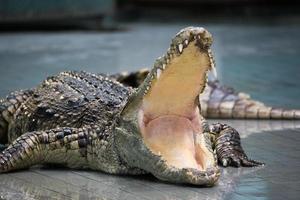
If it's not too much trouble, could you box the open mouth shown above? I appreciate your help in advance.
[136,27,220,184]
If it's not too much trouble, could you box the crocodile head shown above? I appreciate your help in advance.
[115,27,220,185]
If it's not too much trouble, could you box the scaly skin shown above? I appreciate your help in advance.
[0,27,262,186]
[0,71,137,174]
[0,89,34,144]
[112,70,300,119]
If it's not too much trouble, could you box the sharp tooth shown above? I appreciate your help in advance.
[145,86,150,92]
[156,68,162,79]
[212,65,218,79]
[178,44,183,53]
[162,64,166,69]
[184,39,188,45]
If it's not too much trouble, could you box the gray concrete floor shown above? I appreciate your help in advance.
[0,20,300,199]
[0,124,299,200]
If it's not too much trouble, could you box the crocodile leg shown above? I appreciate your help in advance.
[0,89,34,144]
[209,123,264,167]
[0,126,96,173]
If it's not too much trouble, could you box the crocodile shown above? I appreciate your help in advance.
[0,26,293,186]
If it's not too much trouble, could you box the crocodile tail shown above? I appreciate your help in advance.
[0,89,33,144]
[200,81,300,119]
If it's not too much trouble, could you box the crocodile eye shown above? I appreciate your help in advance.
[36,104,54,117]
[67,98,80,106]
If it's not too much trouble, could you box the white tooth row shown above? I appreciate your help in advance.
[144,29,208,95]
[207,49,217,78]
[143,60,167,95]
[177,39,190,54]
[176,29,206,54]
[178,44,183,53]
[156,68,162,79]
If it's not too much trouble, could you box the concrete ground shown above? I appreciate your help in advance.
[0,19,300,199]
[0,123,299,200]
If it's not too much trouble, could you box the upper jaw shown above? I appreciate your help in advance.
[139,26,216,97]
[121,26,215,119]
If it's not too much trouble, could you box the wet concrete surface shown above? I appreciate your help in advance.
[0,21,300,199]
[0,124,299,200]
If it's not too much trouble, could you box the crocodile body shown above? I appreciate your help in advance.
[0,27,290,186]
[0,71,135,173]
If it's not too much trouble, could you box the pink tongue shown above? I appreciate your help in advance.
[143,115,199,169]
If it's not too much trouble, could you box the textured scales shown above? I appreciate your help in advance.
[0,71,135,174]
[0,27,267,186]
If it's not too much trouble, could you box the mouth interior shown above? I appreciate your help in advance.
[138,41,215,171]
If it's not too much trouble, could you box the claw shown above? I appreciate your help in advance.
[214,123,264,168]
[241,157,265,167]
[220,154,264,168]
[231,157,242,167]
[221,158,229,167]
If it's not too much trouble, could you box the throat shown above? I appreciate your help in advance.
[139,114,204,170]
[136,39,215,171]
[138,108,215,171]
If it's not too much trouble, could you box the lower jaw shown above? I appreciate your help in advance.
[152,161,220,186]
[139,113,212,171]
